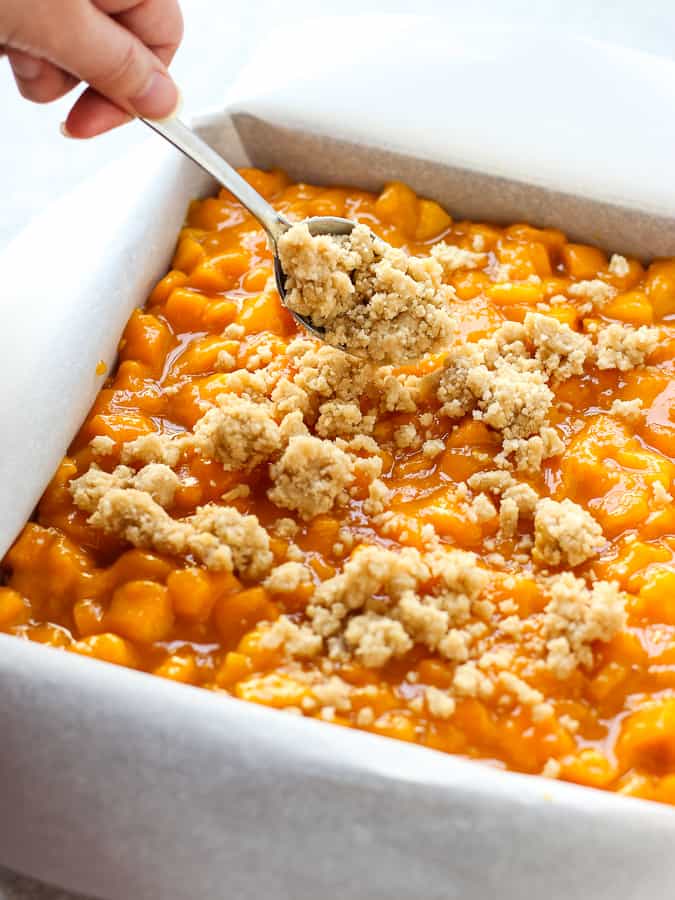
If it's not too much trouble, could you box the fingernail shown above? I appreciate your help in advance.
[151,87,184,124]
[60,122,77,139]
[11,54,42,80]
[161,87,183,121]
[131,71,179,120]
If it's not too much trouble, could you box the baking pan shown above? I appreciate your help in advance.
[1,21,674,899]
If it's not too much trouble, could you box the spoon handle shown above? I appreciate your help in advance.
[141,116,290,243]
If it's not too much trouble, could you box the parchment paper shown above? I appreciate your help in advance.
[1,20,675,900]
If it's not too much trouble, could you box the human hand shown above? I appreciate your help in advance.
[0,0,183,138]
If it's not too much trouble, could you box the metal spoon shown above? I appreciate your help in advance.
[141,116,355,345]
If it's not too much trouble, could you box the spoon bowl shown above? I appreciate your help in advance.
[141,116,359,350]
[272,215,356,341]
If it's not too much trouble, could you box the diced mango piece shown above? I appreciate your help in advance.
[415,199,452,241]
[106,581,174,643]
[167,567,216,621]
[202,300,237,332]
[118,310,173,377]
[0,588,28,628]
[604,290,653,326]
[562,243,607,279]
[639,568,675,625]
[214,587,277,645]
[164,287,208,332]
[237,290,295,335]
[173,236,207,274]
[72,633,139,668]
[235,673,311,708]
[73,597,106,637]
[215,651,254,687]
[562,749,617,788]
[487,282,544,305]
[618,700,675,772]
[149,269,188,306]
[374,182,419,236]
[154,654,198,684]
[646,259,675,320]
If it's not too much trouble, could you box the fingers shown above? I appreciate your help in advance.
[64,1,184,139]
[70,5,179,119]
[95,0,184,61]
[18,0,180,120]
[64,88,132,138]
[8,49,79,104]
[3,0,183,139]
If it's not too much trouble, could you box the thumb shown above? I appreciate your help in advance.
[42,2,179,120]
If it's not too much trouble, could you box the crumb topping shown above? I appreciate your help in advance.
[608,254,630,278]
[71,475,272,579]
[315,400,375,438]
[437,322,554,442]
[263,541,625,710]
[595,324,659,371]
[90,435,116,456]
[278,223,454,363]
[524,312,592,381]
[191,394,281,470]
[533,498,605,567]
[436,321,565,474]
[424,685,457,719]
[297,544,489,667]
[71,464,179,510]
[610,397,643,424]
[120,433,183,467]
[268,435,355,520]
[13,170,675,806]
[62,190,656,746]
[568,279,616,309]
[541,574,627,679]
[430,241,487,273]
[264,561,313,594]
[71,290,638,715]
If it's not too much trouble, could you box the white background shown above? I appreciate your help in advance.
[3,0,675,251]
[1,0,674,896]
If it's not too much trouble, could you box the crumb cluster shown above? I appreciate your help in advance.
[278,223,455,363]
[261,543,626,715]
[71,466,272,578]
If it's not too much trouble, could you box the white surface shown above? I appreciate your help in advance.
[2,636,675,900]
[3,0,675,251]
[0,138,210,561]
[2,2,675,898]
[225,18,675,215]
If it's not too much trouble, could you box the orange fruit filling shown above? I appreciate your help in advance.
[3,170,675,806]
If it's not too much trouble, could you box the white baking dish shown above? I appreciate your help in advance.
[1,20,675,899]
